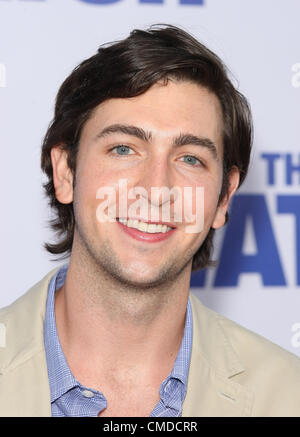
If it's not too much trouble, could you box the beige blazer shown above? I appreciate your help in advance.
[1,267,300,417]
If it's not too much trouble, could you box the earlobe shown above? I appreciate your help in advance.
[211,208,226,229]
[51,145,74,204]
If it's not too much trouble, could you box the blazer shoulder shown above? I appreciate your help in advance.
[0,266,60,317]
[190,292,300,416]
[0,266,61,374]
[217,308,300,373]
[190,291,300,369]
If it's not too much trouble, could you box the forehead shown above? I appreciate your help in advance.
[81,80,224,156]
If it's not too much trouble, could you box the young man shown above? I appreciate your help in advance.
[1,25,300,417]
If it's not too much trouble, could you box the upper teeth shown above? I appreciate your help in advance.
[118,218,173,233]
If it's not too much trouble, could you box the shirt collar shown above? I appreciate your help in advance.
[158,298,193,411]
[44,263,77,402]
[169,298,193,386]
[44,263,193,404]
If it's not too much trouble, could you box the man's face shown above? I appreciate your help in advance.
[53,80,239,288]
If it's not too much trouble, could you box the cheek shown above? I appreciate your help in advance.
[77,153,141,194]
[74,159,140,226]
[73,158,108,226]
[185,179,221,219]
[175,162,223,214]
[203,183,221,217]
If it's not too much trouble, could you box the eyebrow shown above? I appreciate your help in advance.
[96,123,219,162]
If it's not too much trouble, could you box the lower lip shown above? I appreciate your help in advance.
[117,220,176,243]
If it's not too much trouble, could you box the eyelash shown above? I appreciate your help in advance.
[179,155,205,168]
[109,144,134,155]
[109,144,205,167]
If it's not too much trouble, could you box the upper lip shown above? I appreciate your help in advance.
[117,217,176,229]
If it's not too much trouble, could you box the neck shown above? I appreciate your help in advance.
[55,234,192,389]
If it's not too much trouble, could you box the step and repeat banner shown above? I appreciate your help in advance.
[0,0,299,355]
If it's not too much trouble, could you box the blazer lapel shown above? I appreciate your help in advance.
[182,293,254,417]
[0,267,60,417]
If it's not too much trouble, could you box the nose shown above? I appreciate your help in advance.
[137,153,175,208]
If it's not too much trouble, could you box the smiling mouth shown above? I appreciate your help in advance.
[117,218,174,234]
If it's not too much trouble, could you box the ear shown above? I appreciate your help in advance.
[211,166,240,230]
[51,145,74,204]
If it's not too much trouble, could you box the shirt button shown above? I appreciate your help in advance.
[81,389,95,398]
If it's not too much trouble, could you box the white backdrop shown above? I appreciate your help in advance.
[0,0,299,355]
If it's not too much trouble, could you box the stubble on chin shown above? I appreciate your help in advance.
[75,221,194,294]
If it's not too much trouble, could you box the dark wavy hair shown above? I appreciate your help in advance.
[41,24,253,271]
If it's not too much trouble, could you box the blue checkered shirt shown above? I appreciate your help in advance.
[43,263,193,417]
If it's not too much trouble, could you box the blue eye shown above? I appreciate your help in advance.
[113,145,132,155]
[182,155,201,166]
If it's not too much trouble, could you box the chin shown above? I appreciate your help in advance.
[90,241,180,288]
[118,270,165,289]
[107,263,172,290]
